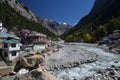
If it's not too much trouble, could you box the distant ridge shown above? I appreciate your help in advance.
[37,18,71,36]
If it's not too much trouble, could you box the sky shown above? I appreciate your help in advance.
[20,0,95,25]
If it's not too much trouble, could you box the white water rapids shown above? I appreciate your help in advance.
[53,45,120,80]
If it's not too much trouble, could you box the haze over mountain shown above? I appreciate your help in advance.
[65,0,120,42]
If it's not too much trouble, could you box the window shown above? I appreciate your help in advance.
[11,51,16,56]
[11,43,16,47]
[4,43,8,48]
[4,52,8,57]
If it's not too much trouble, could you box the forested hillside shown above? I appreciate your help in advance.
[65,0,120,42]
[0,1,56,37]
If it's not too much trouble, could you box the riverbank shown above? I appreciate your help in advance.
[44,43,98,71]
[52,43,120,80]
[97,30,120,54]
[98,44,120,54]
[1,43,119,80]
[85,66,120,80]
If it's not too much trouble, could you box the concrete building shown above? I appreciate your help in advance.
[1,40,20,61]
[0,21,7,32]
[0,32,20,61]
[29,31,48,51]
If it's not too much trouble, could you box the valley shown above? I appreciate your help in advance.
[0,0,120,80]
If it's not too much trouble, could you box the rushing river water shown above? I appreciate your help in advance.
[53,45,120,80]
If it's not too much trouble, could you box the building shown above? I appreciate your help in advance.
[0,21,7,32]
[29,31,48,51]
[0,21,3,30]
[0,32,20,61]
[33,41,48,51]
[29,31,47,42]
[1,40,20,61]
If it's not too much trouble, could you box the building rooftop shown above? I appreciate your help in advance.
[0,32,19,39]
[0,40,19,43]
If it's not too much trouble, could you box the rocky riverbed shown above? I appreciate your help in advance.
[85,66,120,80]
[1,43,119,80]
[51,43,120,80]
[44,43,98,71]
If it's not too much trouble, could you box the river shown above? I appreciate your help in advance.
[53,44,120,80]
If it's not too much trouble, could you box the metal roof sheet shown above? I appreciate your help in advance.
[0,32,19,39]
[0,40,19,43]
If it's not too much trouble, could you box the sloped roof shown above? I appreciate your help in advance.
[0,32,19,39]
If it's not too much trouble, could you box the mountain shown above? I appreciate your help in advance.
[0,0,56,37]
[65,0,120,42]
[39,19,71,36]
[0,0,37,22]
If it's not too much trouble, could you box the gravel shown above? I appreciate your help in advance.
[44,43,98,71]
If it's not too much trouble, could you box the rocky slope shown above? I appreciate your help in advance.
[65,0,120,41]
[0,0,56,37]
[107,31,120,53]
[1,0,37,22]
[99,30,120,54]
[0,0,70,36]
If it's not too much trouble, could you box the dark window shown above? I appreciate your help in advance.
[11,43,16,47]
[4,43,8,48]
[4,52,8,57]
[11,51,16,56]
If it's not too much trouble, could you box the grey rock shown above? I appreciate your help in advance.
[0,0,38,22]
[14,68,58,80]
[84,66,120,80]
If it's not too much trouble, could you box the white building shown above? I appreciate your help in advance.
[0,32,20,61]
[33,41,48,51]
[0,22,3,31]
[1,40,20,61]
[0,21,7,32]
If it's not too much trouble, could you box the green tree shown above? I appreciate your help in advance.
[83,33,92,43]
[0,2,56,38]
[65,35,74,42]
[93,25,108,40]
[105,17,120,34]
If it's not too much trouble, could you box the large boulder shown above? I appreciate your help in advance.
[14,68,58,80]
[14,55,45,72]
[109,33,120,40]
[0,66,13,77]
[106,31,120,53]
[20,54,45,67]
